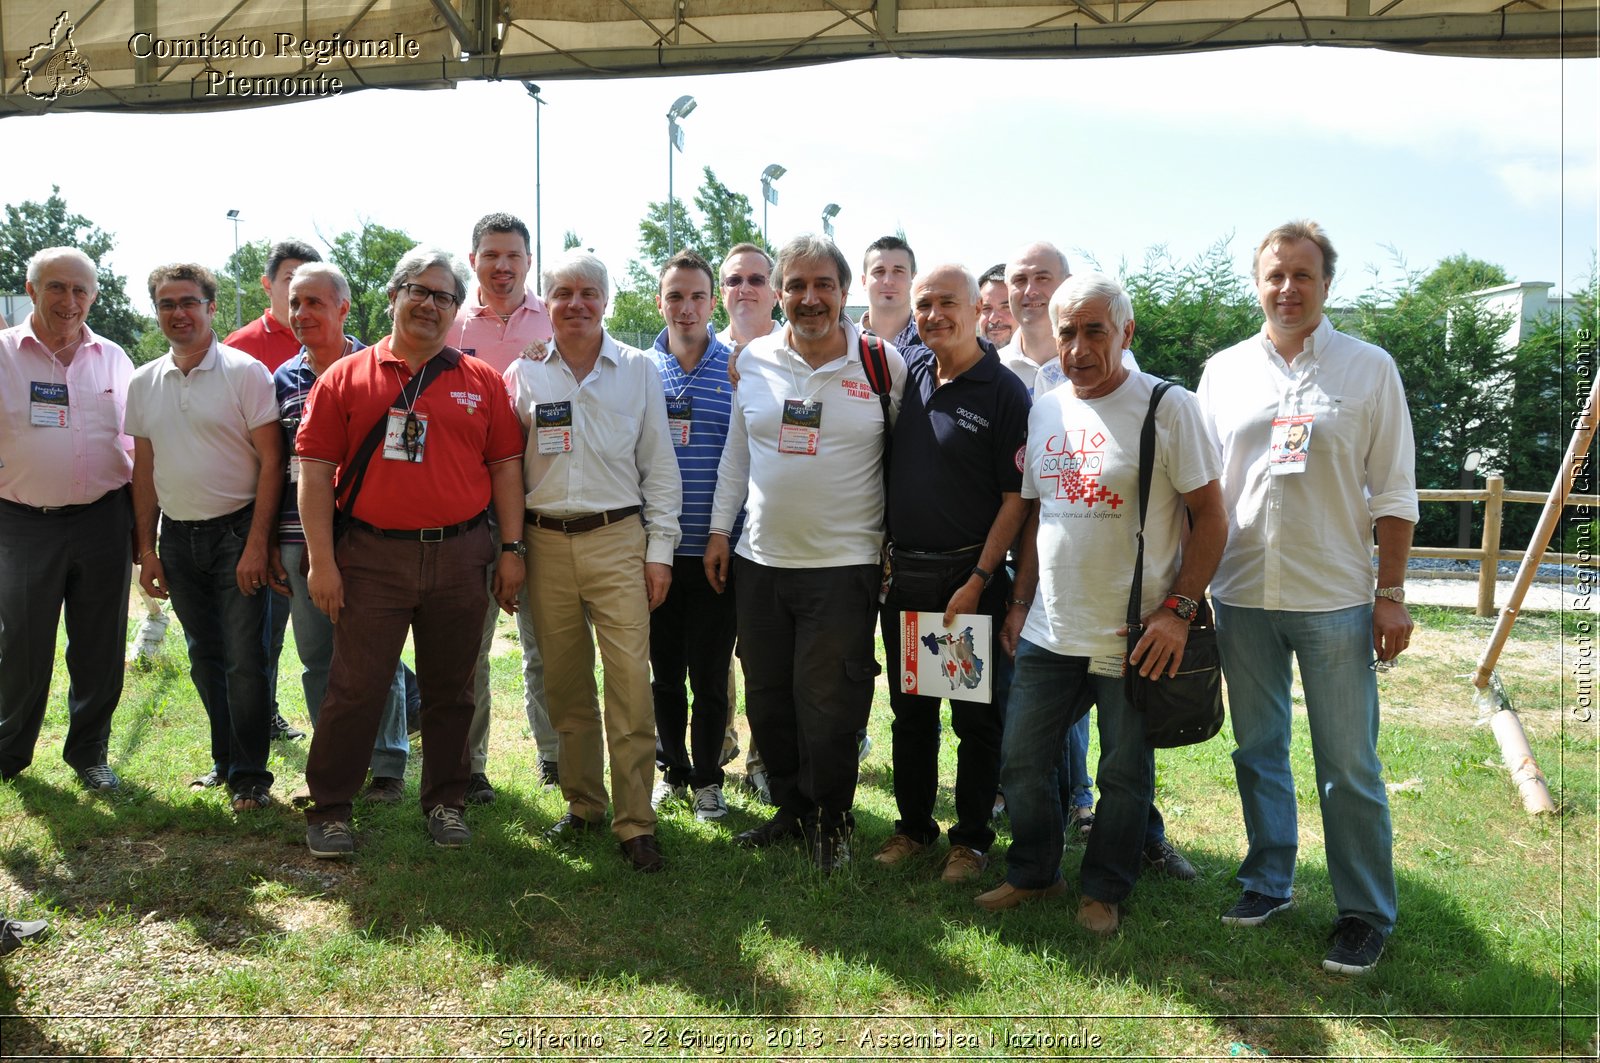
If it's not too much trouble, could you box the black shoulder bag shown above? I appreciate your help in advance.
[1123,380,1225,748]
[334,361,445,527]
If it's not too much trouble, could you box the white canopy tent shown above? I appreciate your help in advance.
[4,0,1596,116]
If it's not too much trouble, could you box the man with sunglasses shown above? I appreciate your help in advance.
[295,247,525,857]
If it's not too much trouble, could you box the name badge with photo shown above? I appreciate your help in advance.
[667,395,693,448]
[778,398,822,456]
[382,408,429,463]
[30,381,69,428]
[536,401,574,455]
[1268,413,1314,475]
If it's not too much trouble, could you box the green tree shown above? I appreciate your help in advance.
[214,238,271,335]
[1500,266,1598,550]
[1347,256,1518,547]
[0,185,147,351]
[607,167,769,336]
[1118,237,1259,388]
[324,221,415,345]
[1416,253,1511,301]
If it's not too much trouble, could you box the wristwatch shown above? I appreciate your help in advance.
[1163,593,1200,622]
[972,565,995,589]
[1375,586,1406,604]
[501,540,527,559]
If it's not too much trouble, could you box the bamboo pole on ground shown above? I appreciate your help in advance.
[1470,372,1599,814]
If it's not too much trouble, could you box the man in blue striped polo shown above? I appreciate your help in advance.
[647,251,741,822]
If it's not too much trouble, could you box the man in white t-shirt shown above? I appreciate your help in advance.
[128,263,283,813]
[978,274,1225,936]
[706,234,907,873]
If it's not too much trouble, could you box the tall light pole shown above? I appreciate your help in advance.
[821,203,840,239]
[225,208,243,329]
[522,81,546,293]
[760,164,786,246]
[666,95,696,256]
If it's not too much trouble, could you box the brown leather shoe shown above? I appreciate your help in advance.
[940,845,989,883]
[974,879,1067,912]
[872,833,925,866]
[620,834,665,873]
[1077,896,1120,936]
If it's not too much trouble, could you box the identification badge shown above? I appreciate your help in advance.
[535,401,574,455]
[1268,414,1314,475]
[778,398,822,455]
[667,395,693,447]
[382,408,428,462]
[287,455,302,484]
[1089,654,1125,678]
[30,381,69,428]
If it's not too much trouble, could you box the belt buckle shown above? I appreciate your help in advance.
[560,516,579,534]
[420,527,445,543]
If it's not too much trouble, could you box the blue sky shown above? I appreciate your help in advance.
[3,46,1595,308]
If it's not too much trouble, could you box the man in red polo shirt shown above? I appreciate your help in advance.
[295,246,525,857]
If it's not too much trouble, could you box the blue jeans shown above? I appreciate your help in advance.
[280,543,409,779]
[1215,601,1396,934]
[1001,639,1154,899]
[1061,707,1094,811]
[159,507,273,791]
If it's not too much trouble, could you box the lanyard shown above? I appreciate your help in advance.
[783,348,845,403]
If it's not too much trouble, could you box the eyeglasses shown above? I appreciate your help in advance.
[398,283,460,309]
[722,274,768,290]
[156,297,206,314]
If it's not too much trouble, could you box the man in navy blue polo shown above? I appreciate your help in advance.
[873,263,1030,883]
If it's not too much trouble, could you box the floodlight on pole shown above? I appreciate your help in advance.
[821,203,841,238]
[760,163,786,245]
[666,95,697,256]
[522,81,546,293]
[225,209,243,329]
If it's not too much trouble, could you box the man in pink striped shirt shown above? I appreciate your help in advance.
[0,248,135,790]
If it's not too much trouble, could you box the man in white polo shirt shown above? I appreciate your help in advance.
[706,233,907,873]
[453,212,557,802]
[127,263,283,813]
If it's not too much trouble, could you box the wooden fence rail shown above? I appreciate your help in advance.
[1411,475,1597,616]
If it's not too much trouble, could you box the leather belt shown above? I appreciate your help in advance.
[349,511,486,542]
[526,505,641,535]
[0,488,120,516]
[165,503,253,527]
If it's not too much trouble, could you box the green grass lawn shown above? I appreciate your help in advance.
[0,601,1594,1059]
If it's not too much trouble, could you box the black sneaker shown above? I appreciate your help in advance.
[1221,889,1294,927]
[269,712,305,741]
[735,814,803,848]
[537,759,560,789]
[807,826,852,875]
[1323,916,1386,975]
[1142,838,1197,881]
[76,763,120,792]
[464,772,496,805]
[306,819,354,859]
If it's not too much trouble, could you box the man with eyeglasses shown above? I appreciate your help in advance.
[453,213,557,802]
[268,262,412,807]
[0,248,135,790]
[714,243,779,801]
[294,247,525,857]
[508,251,681,874]
[127,263,283,813]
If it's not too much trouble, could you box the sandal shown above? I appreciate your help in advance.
[190,769,223,790]
[231,786,273,812]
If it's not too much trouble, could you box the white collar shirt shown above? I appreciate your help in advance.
[1196,315,1419,611]
[504,330,682,565]
[710,318,906,569]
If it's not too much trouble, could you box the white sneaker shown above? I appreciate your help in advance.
[651,778,687,810]
[128,610,170,665]
[692,784,728,821]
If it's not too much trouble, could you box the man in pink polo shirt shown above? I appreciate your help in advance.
[0,248,134,790]
[452,212,557,803]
